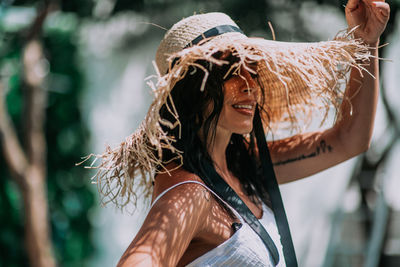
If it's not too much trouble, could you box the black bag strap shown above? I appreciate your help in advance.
[200,108,298,267]
[202,160,280,266]
[253,108,298,267]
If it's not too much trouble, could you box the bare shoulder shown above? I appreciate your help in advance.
[152,162,209,203]
[151,163,212,222]
[118,164,211,267]
[151,163,213,223]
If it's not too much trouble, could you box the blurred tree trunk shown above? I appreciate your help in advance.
[23,38,55,267]
[0,40,56,267]
[0,4,56,267]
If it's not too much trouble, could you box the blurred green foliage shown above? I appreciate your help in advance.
[0,15,28,267]
[0,4,95,267]
[44,24,95,266]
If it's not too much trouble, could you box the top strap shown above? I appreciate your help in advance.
[201,159,281,266]
[150,180,244,223]
[253,108,298,267]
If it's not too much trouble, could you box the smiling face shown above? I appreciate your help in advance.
[217,64,260,135]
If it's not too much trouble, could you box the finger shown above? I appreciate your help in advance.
[372,1,390,17]
[346,0,361,11]
[361,0,385,5]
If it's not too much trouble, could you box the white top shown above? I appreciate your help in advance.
[150,181,286,267]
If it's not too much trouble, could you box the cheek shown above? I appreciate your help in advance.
[223,79,241,102]
[225,90,240,103]
[218,105,254,134]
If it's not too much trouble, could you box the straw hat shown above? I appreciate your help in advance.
[86,12,372,210]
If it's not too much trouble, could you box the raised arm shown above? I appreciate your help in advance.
[117,174,211,267]
[269,0,390,184]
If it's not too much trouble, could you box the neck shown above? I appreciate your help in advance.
[208,126,231,176]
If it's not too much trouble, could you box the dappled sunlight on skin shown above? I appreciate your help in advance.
[268,129,343,184]
[218,64,261,135]
[118,183,206,266]
[117,164,250,266]
[178,192,238,266]
[269,132,324,155]
[223,62,261,104]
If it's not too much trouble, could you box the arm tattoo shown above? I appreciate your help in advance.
[273,140,333,166]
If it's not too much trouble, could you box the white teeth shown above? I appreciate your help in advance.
[233,104,253,109]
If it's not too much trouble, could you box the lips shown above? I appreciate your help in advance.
[232,101,255,116]
[232,104,253,109]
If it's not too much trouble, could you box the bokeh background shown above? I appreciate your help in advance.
[0,0,399,266]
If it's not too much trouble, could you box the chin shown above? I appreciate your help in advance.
[233,124,253,135]
[217,116,254,135]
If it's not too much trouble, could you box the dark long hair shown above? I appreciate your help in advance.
[158,53,270,205]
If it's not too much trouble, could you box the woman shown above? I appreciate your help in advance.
[89,0,389,266]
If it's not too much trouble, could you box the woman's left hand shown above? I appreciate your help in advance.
[345,0,390,45]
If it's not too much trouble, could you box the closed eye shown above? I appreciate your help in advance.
[250,71,258,79]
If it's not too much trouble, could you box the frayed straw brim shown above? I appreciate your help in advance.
[82,14,373,211]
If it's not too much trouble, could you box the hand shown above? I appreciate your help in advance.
[345,0,390,46]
